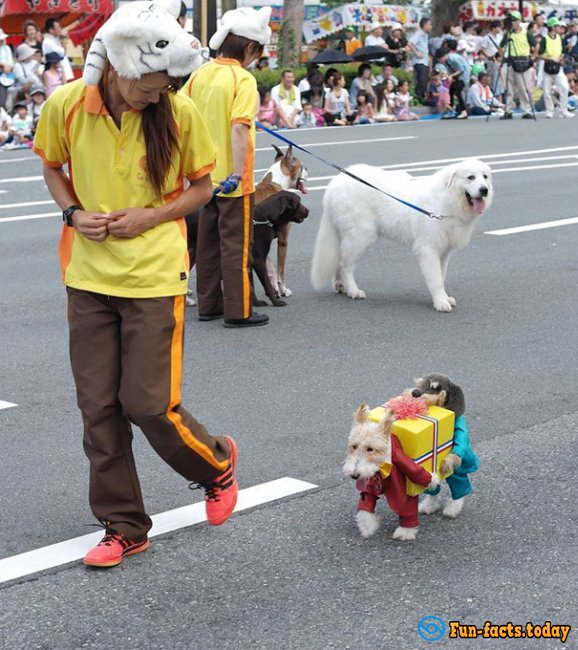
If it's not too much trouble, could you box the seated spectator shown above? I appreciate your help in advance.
[7,100,33,147]
[12,43,42,93]
[22,20,42,53]
[385,23,408,68]
[355,90,375,124]
[323,67,339,98]
[393,79,419,121]
[324,72,356,125]
[42,51,64,97]
[298,63,319,94]
[374,80,397,122]
[295,101,316,128]
[256,56,270,71]
[374,62,400,87]
[271,69,301,128]
[344,27,362,56]
[467,71,504,115]
[257,88,277,129]
[426,69,452,114]
[350,63,376,108]
[300,69,325,126]
[365,23,386,47]
[28,84,45,126]
[0,104,11,143]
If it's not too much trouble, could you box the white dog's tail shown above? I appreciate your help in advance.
[311,205,340,290]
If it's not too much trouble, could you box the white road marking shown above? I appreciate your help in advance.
[0,157,36,164]
[0,212,59,223]
[0,476,317,584]
[0,199,55,210]
[0,400,17,410]
[0,175,43,184]
[485,217,578,236]
[255,136,416,152]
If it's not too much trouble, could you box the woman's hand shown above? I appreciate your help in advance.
[106,208,159,238]
[73,210,111,242]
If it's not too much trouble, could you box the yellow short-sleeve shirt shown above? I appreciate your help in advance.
[181,58,257,198]
[33,79,216,298]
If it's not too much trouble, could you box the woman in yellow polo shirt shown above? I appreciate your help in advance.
[33,0,239,569]
[182,6,271,328]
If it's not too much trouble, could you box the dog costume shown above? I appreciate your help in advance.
[83,0,202,86]
[356,435,432,528]
[412,373,480,499]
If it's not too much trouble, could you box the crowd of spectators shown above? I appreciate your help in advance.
[0,19,72,149]
[256,10,578,130]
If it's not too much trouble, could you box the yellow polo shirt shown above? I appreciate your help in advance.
[181,58,257,198]
[33,79,216,298]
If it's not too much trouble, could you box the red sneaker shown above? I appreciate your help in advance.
[201,436,239,526]
[83,529,149,568]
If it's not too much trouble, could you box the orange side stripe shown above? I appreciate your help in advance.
[242,194,251,319]
[65,96,86,142]
[167,295,228,471]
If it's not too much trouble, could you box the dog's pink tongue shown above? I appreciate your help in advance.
[297,181,308,194]
[472,197,485,214]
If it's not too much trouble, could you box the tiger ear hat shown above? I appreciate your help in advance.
[83,0,202,86]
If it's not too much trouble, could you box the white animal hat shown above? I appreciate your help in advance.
[209,6,272,51]
[83,0,202,86]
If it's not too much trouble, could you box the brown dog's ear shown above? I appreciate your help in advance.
[284,144,294,161]
[354,403,368,423]
[272,144,284,160]
[261,172,273,184]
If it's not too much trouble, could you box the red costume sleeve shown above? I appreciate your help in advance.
[390,435,432,487]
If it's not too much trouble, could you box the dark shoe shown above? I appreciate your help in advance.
[224,313,269,328]
[500,112,513,120]
[521,113,533,120]
[83,529,149,568]
[198,312,224,321]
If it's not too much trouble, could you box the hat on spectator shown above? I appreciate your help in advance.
[83,0,203,86]
[30,85,46,96]
[45,51,64,63]
[568,19,578,26]
[559,20,567,27]
[370,22,383,31]
[509,10,522,21]
[16,43,37,62]
[0,28,8,40]
[546,17,560,28]
[209,6,271,51]
[391,23,404,32]
[13,101,28,110]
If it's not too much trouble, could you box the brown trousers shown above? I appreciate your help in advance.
[196,194,254,320]
[67,288,231,540]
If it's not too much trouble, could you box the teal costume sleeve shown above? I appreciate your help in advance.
[451,415,480,474]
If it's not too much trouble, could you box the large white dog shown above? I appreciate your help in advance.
[310,159,493,312]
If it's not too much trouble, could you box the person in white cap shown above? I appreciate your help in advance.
[182,6,272,328]
[384,22,408,67]
[12,43,42,92]
[33,0,240,570]
[365,22,386,48]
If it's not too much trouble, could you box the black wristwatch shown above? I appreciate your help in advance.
[62,204,82,227]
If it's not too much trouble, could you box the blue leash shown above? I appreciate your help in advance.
[255,121,444,220]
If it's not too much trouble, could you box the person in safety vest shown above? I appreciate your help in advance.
[540,17,575,118]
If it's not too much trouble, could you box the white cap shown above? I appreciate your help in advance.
[83,0,202,86]
[391,23,404,32]
[209,7,272,52]
[370,22,383,31]
[16,43,37,62]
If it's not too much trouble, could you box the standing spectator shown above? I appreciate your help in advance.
[393,79,419,120]
[349,63,376,108]
[13,43,42,93]
[0,61,15,111]
[467,71,504,115]
[385,23,408,68]
[324,72,356,125]
[22,20,42,53]
[355,90,375,123]
[461,22,479,64]
[365,23,386,48]
[42,51,64,97]
[344,27,362,56]
[533,14,548,37]
[374,80,397,122]
[563,19,578,63]
[437,42,470,119]
[480,21,503,98]
[271,69,301,129]
[429,21,454,57]
[540,17,574,118]
[0,28,14,71]
[409,17,432,101]
[183,6,271,327]
[374,62,399,87]
[42,19,73,82]
[500,10,536,119]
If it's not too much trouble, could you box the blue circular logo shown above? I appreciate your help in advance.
[417,616,446,643]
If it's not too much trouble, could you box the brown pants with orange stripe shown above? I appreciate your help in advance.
[196,194,254,320]
[67,287,231,541]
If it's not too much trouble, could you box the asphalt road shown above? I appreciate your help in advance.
[0,115,577,650]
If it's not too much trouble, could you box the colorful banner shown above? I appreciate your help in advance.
[0,0,113,16]
[302,4,423,44]
[459,1,540,22]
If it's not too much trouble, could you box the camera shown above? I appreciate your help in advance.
[503,15,513,31]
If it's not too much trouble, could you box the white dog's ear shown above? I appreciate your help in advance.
[354,403,368,423]
[445,166,458,191]
[381,410,394,433]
